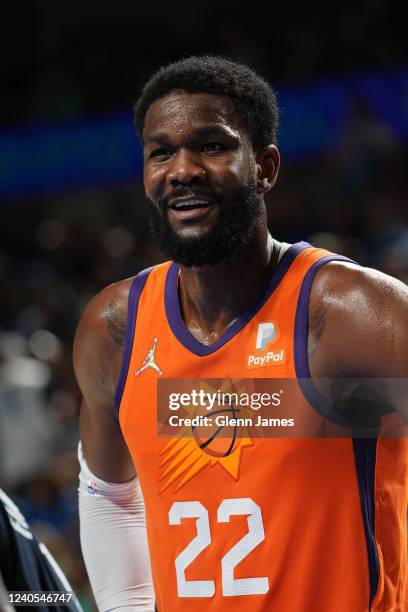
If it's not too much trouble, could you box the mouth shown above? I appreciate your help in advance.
[169,196,213,210]
[168,196,214,220]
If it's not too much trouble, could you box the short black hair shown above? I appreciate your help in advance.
[134,55,279,151]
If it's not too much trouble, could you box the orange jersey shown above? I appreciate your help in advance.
[116,242,408,611]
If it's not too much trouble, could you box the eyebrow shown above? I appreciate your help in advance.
[145,125,239,146]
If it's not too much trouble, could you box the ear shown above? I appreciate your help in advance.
[255,145,280,194]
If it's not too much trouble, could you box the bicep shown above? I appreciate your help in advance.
[80,399,136,482]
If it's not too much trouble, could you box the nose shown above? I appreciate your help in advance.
[167,149,206,186]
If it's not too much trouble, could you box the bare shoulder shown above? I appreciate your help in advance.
[308,260,408,378]
[73,276,135,408]
[310,260,408,322]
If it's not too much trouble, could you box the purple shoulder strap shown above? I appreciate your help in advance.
[114,267,153,417]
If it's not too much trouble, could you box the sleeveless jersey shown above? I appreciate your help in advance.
[116,242,408,612]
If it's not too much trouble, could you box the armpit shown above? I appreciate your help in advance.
[308,298,330,362]
[105,299,127,348]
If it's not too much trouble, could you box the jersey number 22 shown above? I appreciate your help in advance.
[169,497,269,598]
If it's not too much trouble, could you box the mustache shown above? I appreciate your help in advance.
[157,186,220,210]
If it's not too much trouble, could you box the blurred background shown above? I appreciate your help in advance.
[0,2,407,609]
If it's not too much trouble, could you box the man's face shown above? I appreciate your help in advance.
[143,92,263,267]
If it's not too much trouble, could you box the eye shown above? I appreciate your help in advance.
[201,142,224,154]
[149,148,172,159]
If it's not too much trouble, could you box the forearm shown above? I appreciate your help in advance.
[78,443,155,611]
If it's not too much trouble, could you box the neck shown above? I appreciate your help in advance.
[177,227,280,345]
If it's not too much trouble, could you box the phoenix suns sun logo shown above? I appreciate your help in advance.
[158,380,253,494]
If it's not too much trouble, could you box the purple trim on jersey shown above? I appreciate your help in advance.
[114,267,153,417]
[352,439,380,607]
[294,254,352,423]
[294,254,380,608]
[165,241,311,357]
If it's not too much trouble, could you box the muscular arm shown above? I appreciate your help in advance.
[73,279,135,481]
[74,279,155,611]
[308,261,408,422]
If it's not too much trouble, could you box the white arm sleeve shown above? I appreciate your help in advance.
[78,443,155,611]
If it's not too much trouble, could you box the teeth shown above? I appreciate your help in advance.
[173,200,209,210]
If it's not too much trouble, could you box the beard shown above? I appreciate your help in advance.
[147,180,262,267]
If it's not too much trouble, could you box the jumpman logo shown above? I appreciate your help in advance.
[134,337,164,376]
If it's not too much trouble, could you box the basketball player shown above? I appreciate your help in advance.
[0,489,82,611]
[75,57,408,611]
